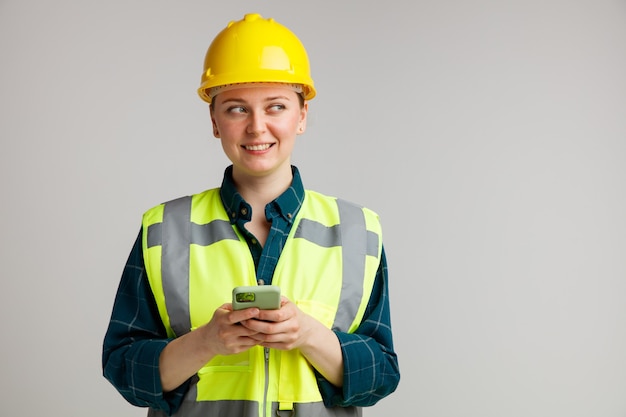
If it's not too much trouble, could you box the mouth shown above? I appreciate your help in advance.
[243,144,273,151]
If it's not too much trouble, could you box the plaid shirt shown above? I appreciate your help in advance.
[102,166,399,414]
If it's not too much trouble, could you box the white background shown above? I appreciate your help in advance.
[1,1,625,416]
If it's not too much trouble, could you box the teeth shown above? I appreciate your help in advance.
[245,144,271,151]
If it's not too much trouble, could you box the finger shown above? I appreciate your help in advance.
[239,318,272,332]
[229,307,261,324]
[256,305,293,323]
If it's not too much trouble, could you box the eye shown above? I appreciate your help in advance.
[267,103,286,113]
[227,105,247,114]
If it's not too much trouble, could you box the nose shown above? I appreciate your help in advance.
[246,111,266,136]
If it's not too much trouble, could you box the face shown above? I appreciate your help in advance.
[210,85,308,182]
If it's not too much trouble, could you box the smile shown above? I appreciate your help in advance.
[244,144,273,151]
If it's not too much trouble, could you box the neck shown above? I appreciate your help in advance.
[232,165,293,207]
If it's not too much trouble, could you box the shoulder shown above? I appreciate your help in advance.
[304,190,379,216]
[303,190,381,233]
[142,188,221,221]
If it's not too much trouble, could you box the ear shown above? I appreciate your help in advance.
[297,102,308,135]
[209,107,220,138]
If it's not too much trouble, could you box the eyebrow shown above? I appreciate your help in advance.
[219,95,293,105]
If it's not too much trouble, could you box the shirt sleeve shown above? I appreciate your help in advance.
[317,246,401,407]
[102,228,189,415]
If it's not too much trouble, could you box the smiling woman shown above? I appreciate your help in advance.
[102,12,400,417]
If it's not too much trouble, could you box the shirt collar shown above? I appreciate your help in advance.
[219,165,305,225]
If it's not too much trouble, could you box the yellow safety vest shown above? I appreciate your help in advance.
[142,188,382,417]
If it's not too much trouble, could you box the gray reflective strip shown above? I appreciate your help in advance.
[294,219,341,247]
[366,230,379,258]
[190,219,239,245]
[333,199,367,331]
[148,219,238,248]
[294,214,378,257]
[147,399,258,417]
[147,398,360,417]
[294,200,379,331]
[148,200,239,336]
[146,222,162,248]
[273,402,361,417]
[161,196,192,337]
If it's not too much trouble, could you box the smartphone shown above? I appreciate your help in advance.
[232,285,281,310]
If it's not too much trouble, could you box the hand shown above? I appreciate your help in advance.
[197,303,266,355]
[238,296,345,386]
[159,303,267,392]
[238,297,315,351]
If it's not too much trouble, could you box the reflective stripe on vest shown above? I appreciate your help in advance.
[147,399,362,417]
[145,195,241,337]
[299,200,379,331]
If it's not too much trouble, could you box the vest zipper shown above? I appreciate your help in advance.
[263,346,270,417]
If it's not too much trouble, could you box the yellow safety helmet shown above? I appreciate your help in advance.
[197,13,316,104]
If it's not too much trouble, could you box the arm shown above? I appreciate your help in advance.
[102,229,188,414]
[319,247,400,407]
[296,313,344,386]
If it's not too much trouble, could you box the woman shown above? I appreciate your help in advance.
[103,13,400,417]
